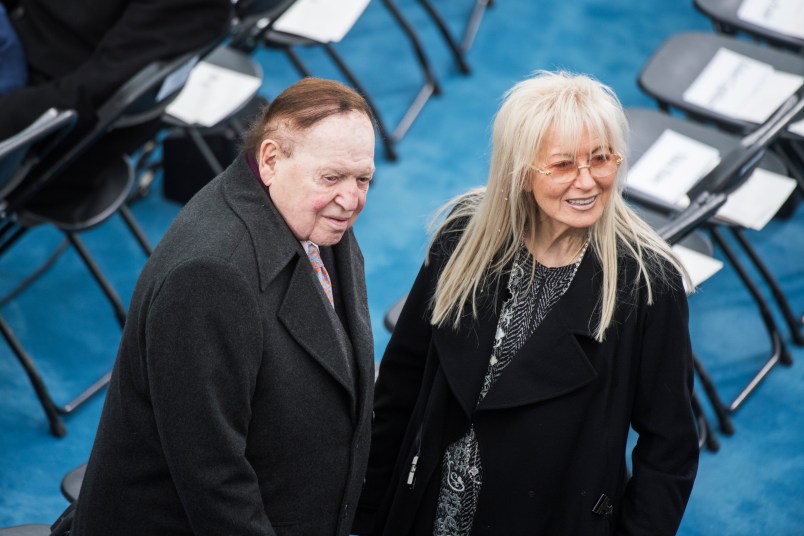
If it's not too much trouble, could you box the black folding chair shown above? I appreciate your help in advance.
[637,31,804,347]
[0,45,220,436]
[630,90,804,434]
[694,0,804,53]
[0,109,77,437]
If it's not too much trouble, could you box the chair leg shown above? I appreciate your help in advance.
[0,224,28,256]
[118,204,154,257]
[0,312,112,436]
[322,43,399,161]
[0,314,66,437]
[66,232,127,328]
[461,0,491,53]
[380,0,441,141]
[729,227,804,346]
[416,0,471,74]
[282,46,313,78]
[185,126,225,177]
[691,389,719,452]
[382,0,446,89]
[693,354,734,435]
[709,226,793,412]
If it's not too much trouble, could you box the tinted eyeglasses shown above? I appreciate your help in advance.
[534,153,623,183]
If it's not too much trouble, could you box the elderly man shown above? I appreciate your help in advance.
[68,77,376,535]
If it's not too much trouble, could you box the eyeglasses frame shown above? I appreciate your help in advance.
[534,153,623,180]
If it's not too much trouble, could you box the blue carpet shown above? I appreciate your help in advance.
[2,1,804,534]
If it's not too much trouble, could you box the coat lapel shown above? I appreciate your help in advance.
[433,278,506,418]
[477,254,600,411]
[278,257,356,403]
[333,231,374,421]
[435,254,602,415]
[219,157,357,404]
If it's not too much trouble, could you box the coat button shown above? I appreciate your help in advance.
[528,490,535,498]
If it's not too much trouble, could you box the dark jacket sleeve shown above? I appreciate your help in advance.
[145,257,275,535]
[0,0,232,140]
[618,271,699,535]
[352,258,436,534]
[352,219,469,534]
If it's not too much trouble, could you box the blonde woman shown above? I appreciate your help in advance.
[354,71,699,535]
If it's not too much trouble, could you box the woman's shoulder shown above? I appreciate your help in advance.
[616,245,685,302]
[427,191,483,260]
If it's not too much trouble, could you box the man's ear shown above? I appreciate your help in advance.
[258,139,281,186]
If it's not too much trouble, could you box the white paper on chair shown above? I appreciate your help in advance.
[273,0,370,43]
[738,0,804,40]
[165,61,262,127]
[627,129,721,205]
[789,118,804,137]
[673,244,723,292]
[715,168,797,230]
[682,48,804,124]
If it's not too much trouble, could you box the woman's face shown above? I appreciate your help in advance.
[527,127,618,236]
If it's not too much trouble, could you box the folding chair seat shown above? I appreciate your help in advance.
[0,526,50,536]
[625,106,803,436]
[61,462,87,504]
[416,0,494,74]
[0,45,221,436]
[694,0,804,53]
[233,0,441,161]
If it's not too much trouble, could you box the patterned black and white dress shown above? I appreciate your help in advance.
[432,240,589,536]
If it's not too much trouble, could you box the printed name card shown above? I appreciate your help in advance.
[166,62,262,127]
[738,0,804,40]
[628,129,796,231]
[627,129,720,205]
[272,0,371,43]
[715,167,797,230]
[682,48,804,124]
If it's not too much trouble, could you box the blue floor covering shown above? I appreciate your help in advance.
[1,0,804,533]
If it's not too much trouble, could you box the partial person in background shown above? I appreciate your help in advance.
[60,77,377,535]
[355,71,699,535]
[0,3,26,95]
[0,0,232,141]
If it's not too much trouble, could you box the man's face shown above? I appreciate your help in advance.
[258,111,375,246]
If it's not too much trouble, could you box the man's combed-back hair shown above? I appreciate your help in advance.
[427,70,690,342]
[241,77,374,157]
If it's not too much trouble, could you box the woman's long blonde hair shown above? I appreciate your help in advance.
[427,71,689,342]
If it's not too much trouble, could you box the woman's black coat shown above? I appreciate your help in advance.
[355,231,699,536]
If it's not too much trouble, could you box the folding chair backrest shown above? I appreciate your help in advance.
[638,32,804,134]
[694,0,804,52]
[0,109,77,206]
[5,45,219,213]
